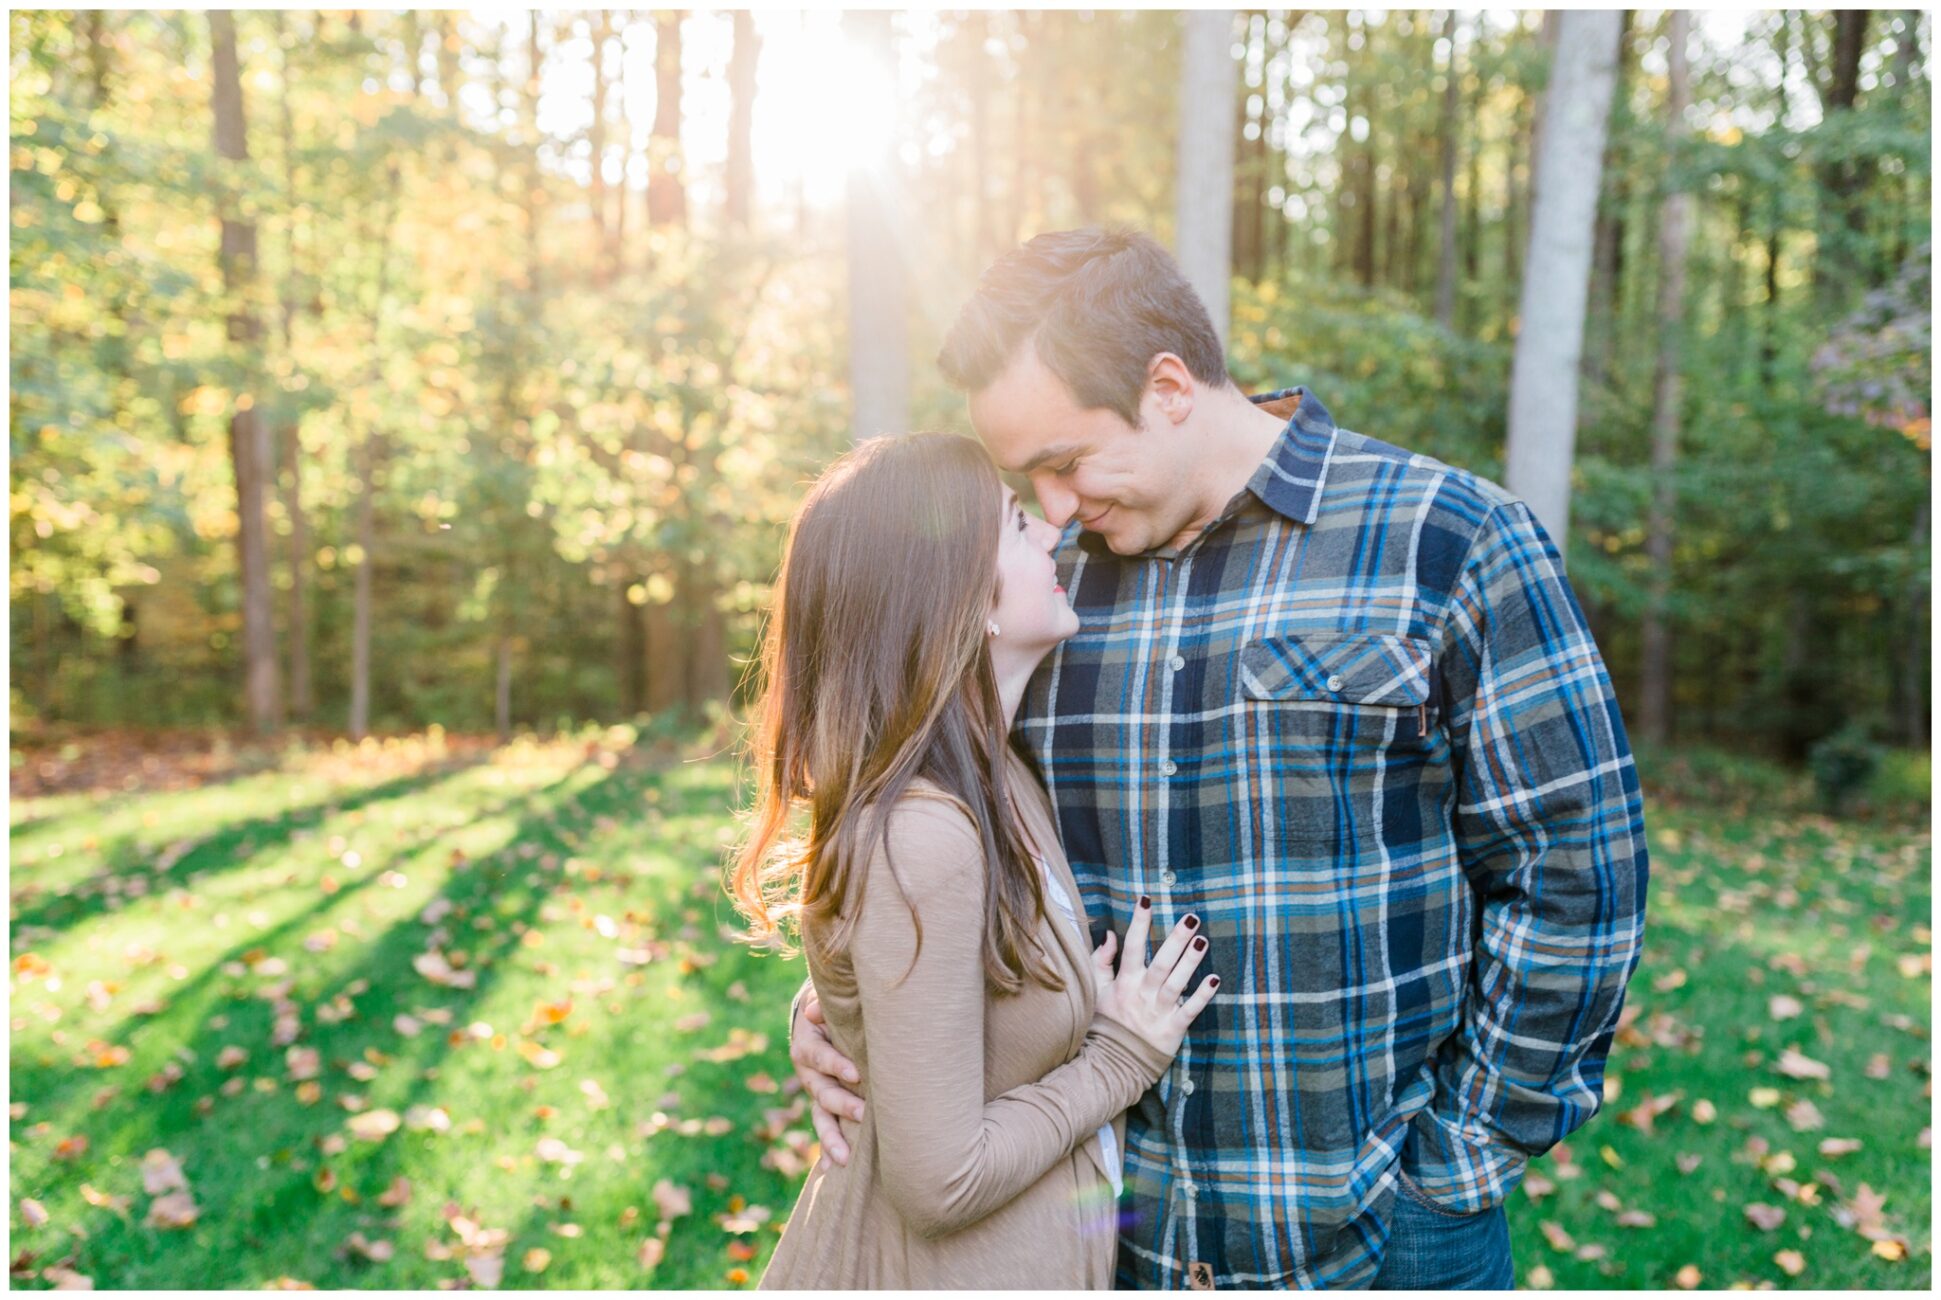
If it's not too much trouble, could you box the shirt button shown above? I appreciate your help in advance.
[1182,1182,1197,1199]
[1160,760,1177,776]
[1161,870,1178,887]
[1169,654,1186,672]
[1326,674,1345,692]
[1181,1078,1196,1095]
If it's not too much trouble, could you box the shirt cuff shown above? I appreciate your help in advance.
[1400,1104,1529,1215]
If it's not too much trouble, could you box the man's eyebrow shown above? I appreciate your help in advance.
[1016,443,1082,474]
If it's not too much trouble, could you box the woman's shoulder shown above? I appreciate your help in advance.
[858,779,988,904]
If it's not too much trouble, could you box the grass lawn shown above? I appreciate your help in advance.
[7,730,1931,1289]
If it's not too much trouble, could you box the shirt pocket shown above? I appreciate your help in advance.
[1237,631,1434,720]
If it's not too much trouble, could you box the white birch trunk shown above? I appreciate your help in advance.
[1504,10,1622,549]
[1174,10,1238,346]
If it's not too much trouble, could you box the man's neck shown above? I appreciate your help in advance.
[1162,387,1295,551]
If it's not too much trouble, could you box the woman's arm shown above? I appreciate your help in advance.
[852,797,1173,1240]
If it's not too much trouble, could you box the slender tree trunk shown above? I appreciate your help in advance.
[271,10,311,720]
[524,12,545,297]
[1584,9,1633,387]
[210,10,281,734]
[843,10,910,438]
[1503,10,1622,548]
[1903,494,1930,746]
[496,634,513,739]
[1434,10,1461,326]
[726,10,759,232]
[1176,9,1239,342]
[647,12,686,228]
[589,10,612,282]
[350,152,404,739]
[1813,11,1872,309]
[1638,11,1692,746]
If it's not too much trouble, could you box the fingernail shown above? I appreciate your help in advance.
[1209,976,1220,987]
[1184,914,1200,930]
[1138,894,1151,910]
[1192,935,1207,950]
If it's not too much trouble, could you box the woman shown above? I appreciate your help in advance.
[731,433,1218,1289]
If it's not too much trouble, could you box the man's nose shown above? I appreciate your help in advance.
[1032,474,1077,528]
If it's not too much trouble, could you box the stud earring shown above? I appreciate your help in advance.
[987,620,1001,638]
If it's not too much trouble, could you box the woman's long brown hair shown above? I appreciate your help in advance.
[729,433,1062,995]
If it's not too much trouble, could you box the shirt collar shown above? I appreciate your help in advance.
[1072,385,1339,558]
[1240,386,1338,527]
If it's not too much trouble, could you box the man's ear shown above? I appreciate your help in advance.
[1145,352,1197,427]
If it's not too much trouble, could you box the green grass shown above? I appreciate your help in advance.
[7,732,1931,1289]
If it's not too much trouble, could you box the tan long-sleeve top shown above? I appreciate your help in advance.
[760,752,1172,1290]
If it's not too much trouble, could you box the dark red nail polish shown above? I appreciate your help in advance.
[1138,894,1151,910]
[1209,976,1220,987]
[1184,914,1200,930]
[1192,935,1207,951]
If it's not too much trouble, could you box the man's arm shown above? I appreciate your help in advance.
[1410,498,1649,1213]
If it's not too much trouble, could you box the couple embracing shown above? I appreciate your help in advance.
[730,228,1648,1290]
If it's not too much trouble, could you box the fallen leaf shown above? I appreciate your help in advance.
[1743,1203,1786,1232]
[1767,994,1804,1021]
[1773,1249,1805,1277]
[43,1265,92,1290]
[1675,1152,1702,1175]
[1818,1137,1862,1158]
[673,1012,712,1033]
[347,1109,401,1142]
[1691,1098,1717,1124]
[1521,1170,1557,1202]
[1784,1099,1824,1132]
[1616,1210,1656,1229]
[463,1252,504,1288]
[1865,1052,1892,1079]
[1748,1087,1782,1109]
[1673,1264,1701,1289]
[141,1149,188,1195]
[79,1185,129,1215]
[652,1180,693,1221]
[145,1190,199,1229]
[1526,1264,1555,1289]
[1774,1047,1831,1081]
[1539,1221,1576,1253]
[1651,967,1688,993]
[216,1046,248,1071]
[535,1136,582,1166]
[412,951,476,990]
[18,1199,48,1228]
[286,1047,321,1081]
[727,1240,758,1262]
[404,1105,452,1133]
[378,1177,412,1208]
[344,1232,393,1263]
[522,1247,551,1273]
[1871,1239,1908,1262]
[637,1237,665,1269]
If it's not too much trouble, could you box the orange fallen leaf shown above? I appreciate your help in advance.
[522,1247,551,1273]
[1743,1203,1786,1231]
[1773,1250,1805,1277]
[141,1149,188,1195]
[1673,1264,1701,1289]
[1818,1137,1862,1157]
[347,1108,401,1142]
[145,1190,199,1229]
[1774,1047,1830,1081]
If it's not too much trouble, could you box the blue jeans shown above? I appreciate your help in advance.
[1368,1175,1516,1290]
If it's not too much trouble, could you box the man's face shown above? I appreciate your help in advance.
[968,347,1194,556]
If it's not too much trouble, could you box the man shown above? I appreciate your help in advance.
[789,227,1648,1289]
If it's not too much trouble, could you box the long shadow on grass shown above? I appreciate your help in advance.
[20,758,646,1288]
[8,756,496,942]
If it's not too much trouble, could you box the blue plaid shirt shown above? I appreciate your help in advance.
[1016,387,1648,1289]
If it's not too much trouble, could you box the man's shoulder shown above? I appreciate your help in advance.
[1324,426,1522,537]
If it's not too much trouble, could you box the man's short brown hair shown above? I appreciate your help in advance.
[937,226,1231,425]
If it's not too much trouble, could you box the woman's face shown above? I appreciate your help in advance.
[990,486,1080,659]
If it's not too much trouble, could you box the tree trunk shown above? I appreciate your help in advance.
[1902,494,1930,746]
[726,10,759,231]
[271,10,312,720]
[1584,9,1634,387]
[1813,11,1872,309]
[1434,10,1461,327]
[1503,10,1622,549]
[496,634,513,739]
[350,159,404,739]
[524,12,545,296]
[1176,10,1239,343]
[843,10,910,439]
[647,12,686,228]
[589,10,612,282]
[210,10,281,734]
[1638,10,1692,746]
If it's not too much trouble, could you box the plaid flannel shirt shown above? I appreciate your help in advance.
[1015,387,1648,1289]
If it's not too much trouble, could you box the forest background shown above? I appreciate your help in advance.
[5,7,1933,1292]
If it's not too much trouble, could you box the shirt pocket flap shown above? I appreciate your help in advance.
[1238,632,1433,707]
